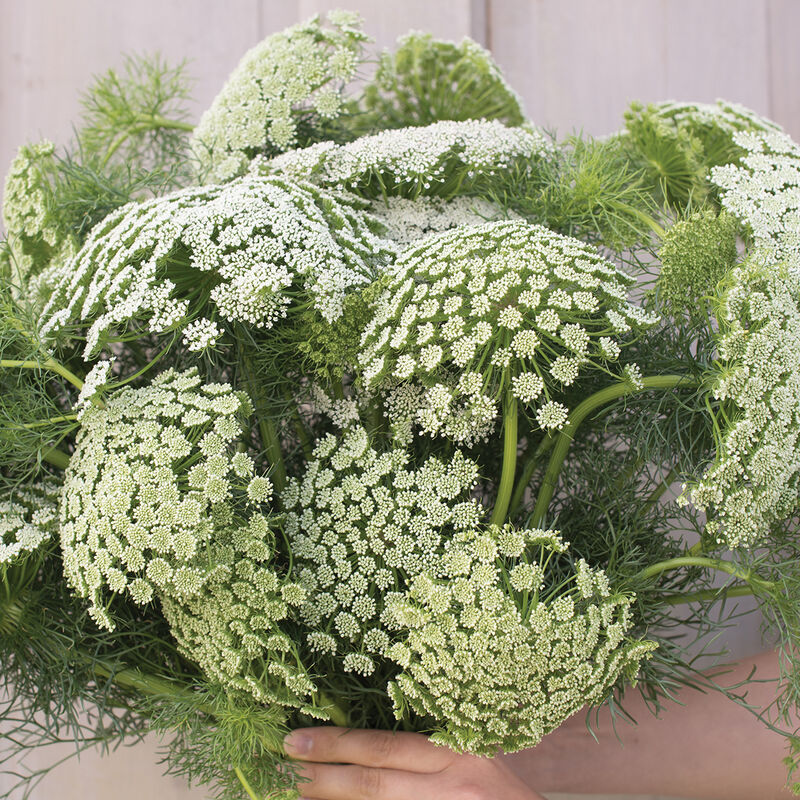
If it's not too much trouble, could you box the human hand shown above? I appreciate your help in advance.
[283,726,546,800]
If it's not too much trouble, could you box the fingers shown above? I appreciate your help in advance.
[284,727,455,773]
[293,761,441,800]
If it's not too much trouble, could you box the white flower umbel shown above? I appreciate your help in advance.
[282,425,484,674]
[650,99,781,140]
[360,220,656,445]
[0,480,60,568]
[260,119,551,199]
[39,174,394,358]
[74,358,114,419]
[60,368,273,628]
[385,526,655,755]
[191,12,368,183]
[711,130,800,260]
[685,256,800,548]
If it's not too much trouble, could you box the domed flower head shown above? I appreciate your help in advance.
[262,119,550,201]
[39,174,394,358]
[360,219,656,445]
[684,256,800,548]
[385,526,656,754]
[191,11,368,183]
[282,425,484,676]
[360,31,526,130]
[59,368,278,629]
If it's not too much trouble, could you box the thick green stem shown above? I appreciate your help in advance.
[42,447,71,470]
[234,767,259,800]
[637,555,774,592]
[662,584,756,606]
[508,431,557,517]
[318,691,350,728]
[530,375,696,528]
[490,392,518,527]
[1,357,85,392]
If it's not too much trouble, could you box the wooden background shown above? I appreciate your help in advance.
[1,1,797,798]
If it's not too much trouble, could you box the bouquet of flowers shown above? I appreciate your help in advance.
[3,10,800,798]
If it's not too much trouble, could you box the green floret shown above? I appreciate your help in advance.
[657,209,739,315]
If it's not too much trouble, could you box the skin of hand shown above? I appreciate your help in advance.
[284,650,796,800]
[282,726,546,800]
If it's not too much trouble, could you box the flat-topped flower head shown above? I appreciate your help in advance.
[191,12,368,183]
[360,219,656,444]
[360,31,526,129]
[385,526,656,755]
[260,119,551,200]
[711,129,800,260]
[59,368,275,629]
[39,174,394,358]
[282,425,484,675]
[683,256,800,548]
[0,480,60,570]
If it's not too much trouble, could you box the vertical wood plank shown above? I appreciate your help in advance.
[297,0,484,53]
[491,0,668,136]
[0,0,262,179]
[766,0,800,139]
[662,0,770,118]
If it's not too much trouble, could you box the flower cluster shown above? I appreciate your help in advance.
[360,220,655,444]
[59,368,271,627]
[385,527,656,754]
[657,208,739,314]
[39,174,394,357]
[649,99,781,141]
[260,119,550,199]
[159,532,314,709]
[711,129,800,259]
[1,141,76,295]
[685,258,800,548]
[369,196,514,246]
[191,12,368,183]
[0,480,60,568]
[360,31,526,129]
[283,426,483,675]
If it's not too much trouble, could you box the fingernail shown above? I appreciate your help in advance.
[284,731,312,756]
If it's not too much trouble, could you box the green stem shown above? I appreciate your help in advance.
[234,767,259,800]
[637,556,774,592]
[1,357,84,391]
[508,431,557,517]
[318,691,350,728]
[42,447,71,470]
[490,392,518,527]
[530,374,696,528]
[239,351,287,494]
[662,584,756,606]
